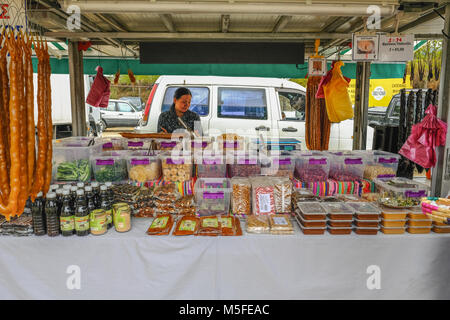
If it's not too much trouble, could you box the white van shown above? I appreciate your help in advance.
[136,75,373,150]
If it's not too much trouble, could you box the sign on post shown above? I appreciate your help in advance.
[379,34,415,62]
[308,57,327,76]
[0,1,27,32]
[352,34,380,61]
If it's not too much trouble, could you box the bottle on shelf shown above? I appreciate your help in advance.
[31,192,46,236]
[105,182,114,204]
[91,181,101,209]
[45,192,60,237]
[76,182,85,189]
[74,189,90,236]
[60,190,75,236]
[100,185,113,229]
[55,188,64,218]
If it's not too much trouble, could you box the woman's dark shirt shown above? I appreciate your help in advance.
[157,107,202,134]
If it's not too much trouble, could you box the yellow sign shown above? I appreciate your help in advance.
[348,76,412,108]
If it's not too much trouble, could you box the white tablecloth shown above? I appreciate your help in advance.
[1,218,450,300]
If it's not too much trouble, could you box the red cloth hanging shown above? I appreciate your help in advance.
[86,66,111,108]
[399,104,447,168]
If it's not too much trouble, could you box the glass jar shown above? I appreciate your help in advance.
[113,203,131,233]
[90,209,108,235]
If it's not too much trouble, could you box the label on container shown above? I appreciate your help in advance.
[237,158,257,165]
[192,141,208,148]
[75,215,90,231]
[220,217,233,228]
[405,190,427,198]
[272,216,288,225]
[131,158,150,165]
[203,158,221,165]
[258,193,272,213]
[344,158,363,165]
[96,159,114,166]
[128,141,144,147]
[274,158,291,165]
[102,142,113,149]
[224,141,239,148]
[203,192,224,199]
[60,216,75,231]
[309,158,327,165]
[377,174,396,178]
[105,209,113,225]
[202,218,219,228]
[205,182,224,187]
[166,158,185,165]
[179,220,197,232]
[378,157,398,164]
[150,216,169,229]
[90,214,107,232]
[161,141,177,148]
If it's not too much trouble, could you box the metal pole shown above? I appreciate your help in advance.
[431,4,450,197]
[353,61,371,150]
[68,40,87,136]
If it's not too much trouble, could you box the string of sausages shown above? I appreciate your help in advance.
[0,30,52,220]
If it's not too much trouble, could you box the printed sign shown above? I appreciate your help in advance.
[0,1,26,32]
[308,57,327,76]
[352,34,380,61]
[379,34,414,62]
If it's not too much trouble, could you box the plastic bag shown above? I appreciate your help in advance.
[316,61,351,99]
[322,61,354,123]
[86,66,111,108]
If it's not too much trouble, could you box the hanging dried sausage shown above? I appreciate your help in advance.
[43,42,52,195]
[0,34,8,204]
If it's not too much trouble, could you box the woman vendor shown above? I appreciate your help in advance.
[157,87,202,135]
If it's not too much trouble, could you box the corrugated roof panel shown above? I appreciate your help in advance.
[227,14,278,32]
[283,16,331,32]
[172,14,221,32]
[113,13,167,32]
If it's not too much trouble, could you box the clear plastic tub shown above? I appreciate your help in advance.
[381,218,407,228]
[294,152,330,182]
[374,177,429,205]
[91,154,128,182]
[354,227,378,235]
[379,205,408,220]
[328,226,352,235]
[159,152,193,182]
[100,137,126,151]
[154,138,184,152]
[294,216,326,234]
[408,219,432,227]
[260,153,295,179]
[186,137,214,153]
[407,206,430,220]
[126,155,161,183]
[228,153,260,177]
[296,202,327,220]
[295,213,327,228]
[321,202,355,220]
[194,178,231,216]
[328,152,366,181]
[357,150,400,180]
[125,138,154,150]
[196,153,227,178]
[407,226,431,234]
[354,219,380,228]
[381,226,406,234]
[346,202,381,220]
[328,220,353,227]
[53,140,103,182]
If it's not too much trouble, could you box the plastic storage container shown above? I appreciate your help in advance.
[295,213,326,228]
[381,226,406,234]
[127,155,161,183]
[294,215,326,234]
[328,226,352,235]
[295,152,330,182]
[159,152,193,182]
[407,226,431,234]
[407,206,429,220]
[328,220,352,227]
[53,140,103,182]
[321,202,354,220]
[374,177,429,205]
[408,219,432,227]
[228,153,260,178]
[381,218,407,228]
[379,205,408,220]
[154,138,184,151]
[194,178,231,216]
[296,202,327,220]
[260,153,295,179]
[346,202,381,220]
[196,153,226,178]
[91,154,128,182]
[354,227,378,235]
[354,219,380,228]
[432,225,450,233]
[125,138,154,150]
[100,137,126,151]
[187,137,214,153]
[217,135,245,153]
[328,152,366,181]
[357,150,400,180]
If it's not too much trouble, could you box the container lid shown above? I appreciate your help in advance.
[320,202,354,214]
[328,219,353,223]
[76,189,84,196]
[408,206,423,213]
[407,226,432,229]
[347,202,381,214]
[379,205,409,213]
[62,185,72,190]
[46,192,56,199]
[353,226,379,230]
[408,219,431,222]
[374,177,429,193]
[70,186,78,192]
[327,226,353,229]
[91,182,100,188]
[76,182,85,188]
[381,225,406,229]
[105,182,112,187]
[432,225,450,228]
[297,202,326,215]
[100,185,107,191]
[62,190,70,196]
[85,186,92,192]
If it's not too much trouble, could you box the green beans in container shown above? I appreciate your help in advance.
[91,152,128,183]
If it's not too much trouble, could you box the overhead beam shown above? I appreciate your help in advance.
[59,1,397,16]
[272,16,292,33]
[159,14,177,32]
[44,31,353,40]
[221,15,230,33]
[399,6,446,33]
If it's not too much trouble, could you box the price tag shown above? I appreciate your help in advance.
[352,34,380,61]
[308,57,327,76]
[379,34,414,62]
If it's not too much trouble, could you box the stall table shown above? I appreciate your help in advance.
[1,218,449,299]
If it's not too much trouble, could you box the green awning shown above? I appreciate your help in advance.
[32,57,406,79]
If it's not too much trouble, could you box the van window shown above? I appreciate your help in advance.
[117,102,133,112]
[161,87,209,116]
[218,87,267,120]
[277,90,305,121]
[107,101,116,111]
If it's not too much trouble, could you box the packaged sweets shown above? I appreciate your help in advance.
[251,177,275,215]
[219,215,243,236]
[229,153,260,178]
[295,152,330,182]
[269,214,294,235]
[273,177,292,214]
[296,202,327,220]
[328,152,366,181]
[146,214,174,235]
[246,215,270,234]
[231,177,251,215]
[160,152,193,182]
[356,150,400,180]
[173,216,200,236]
[113,203,131,232]
[194,178,232,216]
[197,216,221,236]
[260,153,295,179]
[127,155,161,183]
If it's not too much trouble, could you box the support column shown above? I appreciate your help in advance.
[68,40,87,136]
[353,61,371,150]
[431,4,450,197]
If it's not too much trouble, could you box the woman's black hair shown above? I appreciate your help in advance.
[170,87,192,111]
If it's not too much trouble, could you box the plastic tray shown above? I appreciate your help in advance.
[407,226,431,234]
[354,219,380,228]
[347,202,381,220]
[432,226,450,233]
[408,219,432,227]
[374,177,429,201]
[381,226,406,234]
[380,205,408,220]
[381,218,406,228]
[328,220,353,228]
[296,213,327,228]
